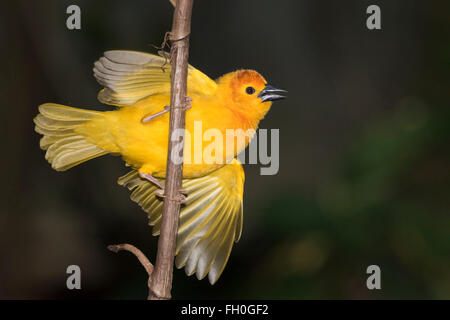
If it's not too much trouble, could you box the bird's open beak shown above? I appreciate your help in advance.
[258,84,287,102]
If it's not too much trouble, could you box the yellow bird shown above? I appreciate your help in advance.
[34,50,286,284]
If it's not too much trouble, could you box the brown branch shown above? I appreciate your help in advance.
[107,244,154,276]
[147,0,194,300]
[108,0,193,300]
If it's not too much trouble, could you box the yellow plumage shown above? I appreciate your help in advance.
[34,50,283,284]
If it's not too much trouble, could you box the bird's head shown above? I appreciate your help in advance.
[217,70,286,123]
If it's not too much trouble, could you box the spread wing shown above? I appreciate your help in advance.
[118,159,245,284]
[93,50,217,106]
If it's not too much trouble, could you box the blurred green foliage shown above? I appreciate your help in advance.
[249,99,450,299]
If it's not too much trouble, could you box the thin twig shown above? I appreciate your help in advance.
[108,244,154,276]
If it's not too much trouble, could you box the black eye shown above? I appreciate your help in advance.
[245,86,255,95]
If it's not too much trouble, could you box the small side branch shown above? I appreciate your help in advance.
[108,244,154,276]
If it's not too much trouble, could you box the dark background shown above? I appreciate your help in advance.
[1,0,449,299]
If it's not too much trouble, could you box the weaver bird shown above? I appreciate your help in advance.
[34,51,286,284]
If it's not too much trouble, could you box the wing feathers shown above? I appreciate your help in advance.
[118,159,245,284]
[94,50,217,106]
[192,202,234,279]
[104,50,165,65]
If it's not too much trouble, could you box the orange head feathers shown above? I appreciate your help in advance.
[216,69,286,122]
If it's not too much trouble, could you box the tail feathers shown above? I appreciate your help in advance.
[34,103,107,171]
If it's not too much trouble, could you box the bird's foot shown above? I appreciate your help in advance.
[185,96,192,110]
[155,188,188,204]
[141,97,192,123]
[139,172,165,189]
[141,105,170,123]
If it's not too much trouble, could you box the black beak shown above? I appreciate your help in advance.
[258,84,287,102]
